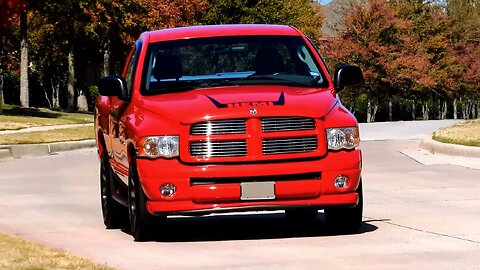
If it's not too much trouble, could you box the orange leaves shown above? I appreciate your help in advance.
[140,0,208,30]
[320,0,480,99]
[0,0,27,29]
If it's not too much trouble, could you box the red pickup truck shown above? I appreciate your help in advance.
[96,24,364,241]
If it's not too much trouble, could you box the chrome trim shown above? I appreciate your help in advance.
[190,119,246,135]
[261,117,315,132]
[263,137,317,155]
[190,141,247,157]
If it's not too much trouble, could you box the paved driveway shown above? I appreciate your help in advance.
[0,120,478,269]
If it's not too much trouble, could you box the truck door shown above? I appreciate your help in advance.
[109,41,141,174]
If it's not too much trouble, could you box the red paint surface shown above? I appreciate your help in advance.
[95,24,362,215]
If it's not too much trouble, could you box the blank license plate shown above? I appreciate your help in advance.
[241,182,275,201]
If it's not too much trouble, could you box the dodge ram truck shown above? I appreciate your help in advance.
[96,24,364,241]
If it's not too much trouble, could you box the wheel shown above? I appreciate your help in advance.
[128,157,154,241]
[100,153,126,229]
[285,208,318,222]
[324,180,363,234]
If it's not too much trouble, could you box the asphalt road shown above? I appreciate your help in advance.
[0,120,479,270]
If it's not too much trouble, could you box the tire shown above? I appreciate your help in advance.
[324,180,363,234]
[128,157,154,242]
[285,208,318,223]
[100,153,126,229]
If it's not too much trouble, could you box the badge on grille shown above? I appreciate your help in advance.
[250,109,257,115]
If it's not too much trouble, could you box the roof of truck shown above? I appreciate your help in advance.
[142,24,303,43]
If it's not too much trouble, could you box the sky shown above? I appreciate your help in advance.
[320,0,333,4]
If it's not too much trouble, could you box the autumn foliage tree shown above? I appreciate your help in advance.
[321,0,480,122]
[2,0,476,121]
[201,0,324,40]
[0,0,29,111]
[322,0,415,122]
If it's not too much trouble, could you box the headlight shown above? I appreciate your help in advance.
[326,127,359,150]
[137,136,179,158]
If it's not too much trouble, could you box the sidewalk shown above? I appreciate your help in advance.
[0,123,96,160]
[420,136,480,159]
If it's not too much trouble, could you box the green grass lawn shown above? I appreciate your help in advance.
[0,105,93,131]
[0,232,113,270]
[433,119,480,147]
[0,126,95,145]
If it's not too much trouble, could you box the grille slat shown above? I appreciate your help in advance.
[190,141,247,157]
[263,137,317,155]
[189,117,319,159]
[191,119,246,135]
[262,117,315,132]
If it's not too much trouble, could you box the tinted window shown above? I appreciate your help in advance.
[124,40,142,97]
[141,36,328,94]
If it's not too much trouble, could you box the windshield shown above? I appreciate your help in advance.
[141,36,328,94]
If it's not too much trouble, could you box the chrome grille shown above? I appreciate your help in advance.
[262,117,315,132]
[190,141,247,157]
[263,137,317,155]
[190,119,246,135]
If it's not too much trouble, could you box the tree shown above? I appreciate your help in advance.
[0,0,29,110]
[445,0,480,119]
[320,0,479,122]
[322,0,412,122]
[31,0,99,111]
[19,7,29,108]
[201,0,324,40]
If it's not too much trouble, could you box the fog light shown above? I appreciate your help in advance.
[334,175,349,189]
[160,183,176,197]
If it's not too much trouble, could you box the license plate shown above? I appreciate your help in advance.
[240,182,275,201]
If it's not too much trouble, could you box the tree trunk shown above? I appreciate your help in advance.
[411,99,416,120]
[0,73,4,114]
[103,39,110,76]
[465,99,470,119]
[367,98,372,123]
[20,10,29,108]
[66,48,75,112]
[371,103,378,123]
[464,98,470,120]
[453,98,458,119]
[442,100,447,120]
[65,20,77,112]
[43,87,52,108]
[470,100,476,119]
[422,102,429,120]
[388,96,393,121]
[349,100,356,116]
[477,101,480,118]
[51,78,60,109]
[436,99,440,120]
[461,98,467,120]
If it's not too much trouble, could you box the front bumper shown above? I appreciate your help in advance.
[136,150,362,215]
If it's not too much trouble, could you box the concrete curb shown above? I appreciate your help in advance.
[420,136,480,159]
[0,140,96,160]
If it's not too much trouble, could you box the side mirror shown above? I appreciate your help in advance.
[334,65,364,92]
[98,75,129,101]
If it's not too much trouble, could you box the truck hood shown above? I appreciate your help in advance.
[136,85,338,124]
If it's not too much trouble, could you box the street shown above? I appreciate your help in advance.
[0,120,479,270]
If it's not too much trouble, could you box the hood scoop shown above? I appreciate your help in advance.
[207,92,285,109]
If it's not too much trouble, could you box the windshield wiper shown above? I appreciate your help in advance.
[240,75,314,87]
